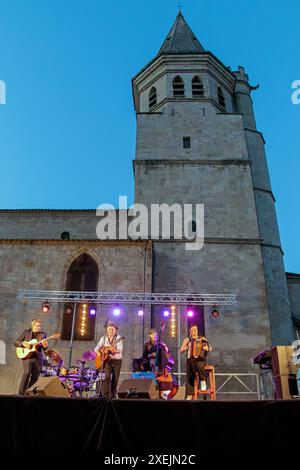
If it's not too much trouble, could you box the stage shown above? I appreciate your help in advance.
[0,395,300,452]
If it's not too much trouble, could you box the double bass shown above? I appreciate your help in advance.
[154,322,178,400]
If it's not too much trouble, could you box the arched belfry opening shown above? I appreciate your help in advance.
[61,254,99,341]
[173,76,185,97]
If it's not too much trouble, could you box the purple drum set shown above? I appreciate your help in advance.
[42,349,102,397]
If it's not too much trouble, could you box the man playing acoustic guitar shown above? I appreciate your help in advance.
[14,319,48,395]
[95,320,123,399]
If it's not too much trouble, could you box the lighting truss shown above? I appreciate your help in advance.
[18,289,237,306]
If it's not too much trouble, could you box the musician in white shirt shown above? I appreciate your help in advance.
[95,320,123,398]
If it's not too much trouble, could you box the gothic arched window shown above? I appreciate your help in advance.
[192,76,204,97]
[173,76,185,97]
[149,87,157,110]
[61,254,99,341]
[218,87,226,109]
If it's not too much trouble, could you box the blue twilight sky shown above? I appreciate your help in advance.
[0,0,299,272]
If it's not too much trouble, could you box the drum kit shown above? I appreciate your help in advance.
[41,349,102,397]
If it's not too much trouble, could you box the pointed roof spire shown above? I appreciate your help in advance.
[157,11,205,56]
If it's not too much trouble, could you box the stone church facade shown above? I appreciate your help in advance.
[0,12,299,395]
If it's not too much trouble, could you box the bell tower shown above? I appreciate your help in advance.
[132,12,293,370]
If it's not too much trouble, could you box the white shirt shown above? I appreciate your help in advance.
[95,334,123,360]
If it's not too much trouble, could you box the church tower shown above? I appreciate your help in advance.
[132,12,294,371]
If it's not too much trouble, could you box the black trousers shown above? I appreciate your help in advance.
[100,359,122,398]
[185,358,206,396]
[18,356,41,395]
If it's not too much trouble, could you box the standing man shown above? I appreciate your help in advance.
[180,325,212,400]
[14,319,48,395]
[143,328,159,371]
[95,320,123,399]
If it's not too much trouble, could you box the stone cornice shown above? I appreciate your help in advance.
[0,209,131,217]
[134,159,250,167]
[139,97,241,114]
[0,239,153,247]
[0,209,96,213]
[244,128,266,144]
[151,238,263,245]
[253,186,276,203]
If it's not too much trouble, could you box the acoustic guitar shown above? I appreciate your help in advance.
[16,333,60,360]
[95,336,122,370]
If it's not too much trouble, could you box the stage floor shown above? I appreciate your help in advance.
[1,395,299,452]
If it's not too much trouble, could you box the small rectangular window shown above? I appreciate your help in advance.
[183,137,191,149]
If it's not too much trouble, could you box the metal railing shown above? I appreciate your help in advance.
[119,371,261,400]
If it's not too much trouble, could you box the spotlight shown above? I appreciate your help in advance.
[113,306,121,316]
[187,307,194,318]
[163,307,170,318]
[138,308,144,316]
[66,304,73,314]
[89,306,96,316]
[211,307,220,318]
[42,302,50,313]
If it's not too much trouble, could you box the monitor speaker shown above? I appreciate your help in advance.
[118,379,158,399]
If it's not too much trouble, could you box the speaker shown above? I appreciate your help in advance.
[273,374,299,399]
[172,385,186,400]
[118,379,158,399]
[26,376,70,397]
[271,346,298,376]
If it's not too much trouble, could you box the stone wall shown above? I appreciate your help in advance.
[0,240,152,394]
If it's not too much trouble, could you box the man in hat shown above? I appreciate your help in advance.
[95,320,123,398]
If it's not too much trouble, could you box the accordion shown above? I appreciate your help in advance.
[190,337,209,359]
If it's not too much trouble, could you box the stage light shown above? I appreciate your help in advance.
[170,305,176,338]
[89,306,96,316]
[66,304,72,314]
[138,308,144,316]
[211,307,220,318]
[163,307,170,318]
[79,303,88,337]
[42,302,50,313]
[113,306,121,316]
[187,308,194,318]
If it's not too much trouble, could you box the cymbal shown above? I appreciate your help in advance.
[45,349,63,365]
[82,350,97,361]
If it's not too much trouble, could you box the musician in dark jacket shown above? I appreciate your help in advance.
[143,328,174,373]
[14,319,48,395]
[142,328,159,371]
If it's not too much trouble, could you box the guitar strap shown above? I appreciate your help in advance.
[104,334,117,347]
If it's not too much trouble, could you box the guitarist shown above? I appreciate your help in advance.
[95,320,123,399]
[14,319,48,395]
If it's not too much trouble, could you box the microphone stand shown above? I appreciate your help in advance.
[97,346,106,399]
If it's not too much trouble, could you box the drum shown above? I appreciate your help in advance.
[84,367,97,381]
[68,367,80,381]
[59,367,69,377]
[41,366,57,377]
